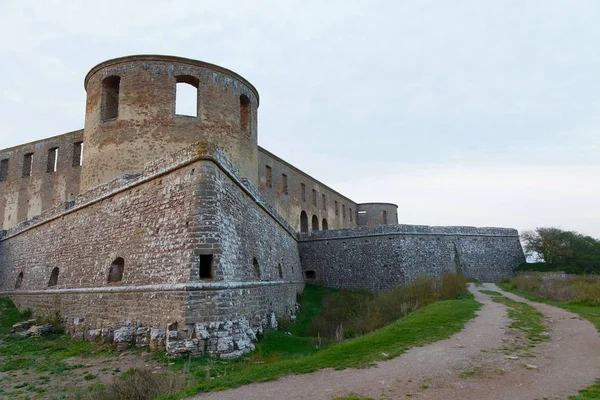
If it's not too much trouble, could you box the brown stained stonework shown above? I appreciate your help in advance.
[0,55,525,357]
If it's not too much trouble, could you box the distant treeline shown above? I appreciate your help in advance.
[519,227,600,274]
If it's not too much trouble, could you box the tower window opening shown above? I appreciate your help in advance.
[47,147,58,173]
[322,218,328,230]
[101,76,120,122]
[200,254,213,280]
[73,142,83,167]
[381,210,388,224]
[0,159,8,182]
[22,153,33,178]
[175,75,199,117]
[48,267,59,287]
[108,257,124,282]
[240,94,251,134]
[312,215,319,232]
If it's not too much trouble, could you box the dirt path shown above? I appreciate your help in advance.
[193,283,600,400]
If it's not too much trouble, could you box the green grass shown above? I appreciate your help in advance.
[497,282,600,399]
[479,290,502,296]
[487,295,549,347]
[159,296,480,399]
[288,285,332,337]
[0,298,113,375]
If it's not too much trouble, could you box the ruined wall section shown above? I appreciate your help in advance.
[299,225,525,292]
[0,130,83,230]
[258,147,358,234]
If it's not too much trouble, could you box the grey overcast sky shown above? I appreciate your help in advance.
[0,0,599,237]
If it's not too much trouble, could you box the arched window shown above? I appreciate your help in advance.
[101,76,120,122]
[277,263,283,279]
[15,272,23,289]
[312,215,319,232]
[300,211,308,234]
[175,76,200,117]
[48,267,59,287]
[240,95,251,134]
[322,219,328,230]
[108,257,124,282]
[253,257,261,279]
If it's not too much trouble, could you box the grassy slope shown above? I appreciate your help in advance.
[496,283,600,400]
[163,297,480,399]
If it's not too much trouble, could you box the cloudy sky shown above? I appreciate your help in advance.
[0,0,598,238]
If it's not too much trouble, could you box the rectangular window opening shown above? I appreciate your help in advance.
[0,159,8,182]
[281,173,288,195]
[47,148,58,173]
[101,76,120,122]
[200,254,213,280]
[175,78,199,117]
[22,153,33,178]
[265,165,272,188]
[322,194,327,211]
[312,189,317,207]
[342,205,346,219]
[349,208,353,222]
[73,141,83,167]
[335,201,339,216]
[301,183,306,202]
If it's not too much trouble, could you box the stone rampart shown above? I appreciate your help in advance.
[298,224,525,291]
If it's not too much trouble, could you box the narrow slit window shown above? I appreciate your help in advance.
[335,201,339,216]
[73,142,83,167]
[281,174,288,195]
[0,159,8,182]
[108,257,124,282]
[200,254,213,280]
[22,153,33,178]
[175,75,199,117]
[266,165,272,188]
[342,205,346,219]
[301,183,306,202]
[277,263,283,279]
[48,267,59,287]
[47,147,58,173]
[322,194,327,210]
[312,189,317,206]
[253,257,261,279]
[240,94,251,134]
[349,208,353,222]
[101,76,120,122]
[15,272,23,289]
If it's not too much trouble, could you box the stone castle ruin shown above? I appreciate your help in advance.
[0,55,525,357]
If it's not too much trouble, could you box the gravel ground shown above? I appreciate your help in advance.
[193,283,600,400]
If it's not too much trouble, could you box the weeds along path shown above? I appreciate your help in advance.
[193,283,600,400]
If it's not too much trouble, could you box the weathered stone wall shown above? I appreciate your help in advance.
[298,224,525,292]
[357,203,399,227]
[0,143,303,356]
[258,147,358,234]
[81,55,259,192]
[0,130,83,230]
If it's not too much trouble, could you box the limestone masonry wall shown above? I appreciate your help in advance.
[298,225,525,292]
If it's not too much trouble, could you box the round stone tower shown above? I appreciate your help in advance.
[81,55,259,191]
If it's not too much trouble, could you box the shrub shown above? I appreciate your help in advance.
[440,273,468,300]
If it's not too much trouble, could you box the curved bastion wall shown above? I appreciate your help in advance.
[81,55,259,192]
